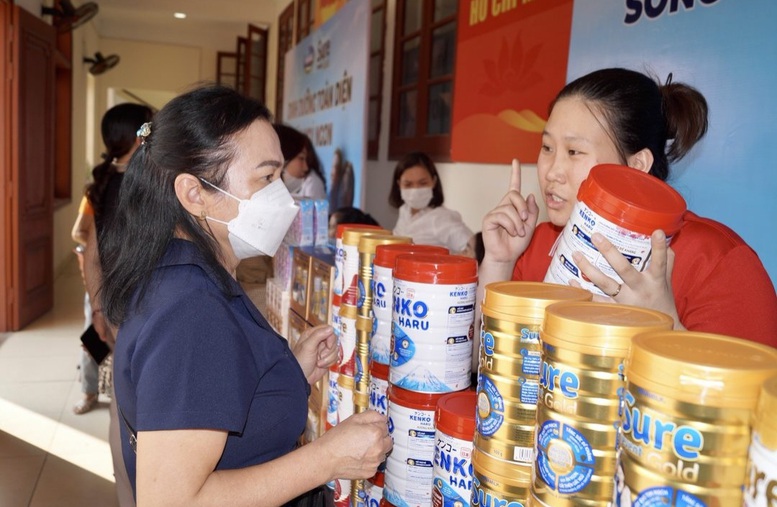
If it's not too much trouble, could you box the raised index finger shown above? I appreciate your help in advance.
[509,159,522,193]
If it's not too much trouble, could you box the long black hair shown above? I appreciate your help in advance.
[273,123,327,189]
[554,68,708,181]
[98,85,273,325]
[86,103,153,216]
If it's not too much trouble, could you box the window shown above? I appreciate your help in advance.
[216,51,238,89]
[296,0,315,43]
[367,0,387,160]
[389,0,457,160]
[275,2,294,121]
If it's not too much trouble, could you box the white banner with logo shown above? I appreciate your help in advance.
[283,0,370,210]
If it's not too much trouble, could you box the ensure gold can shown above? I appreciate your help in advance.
[534,302,673,506]
[619,332,777,507]
[472,447,532,507]
[477,282,591,466]
[745,374,777,506]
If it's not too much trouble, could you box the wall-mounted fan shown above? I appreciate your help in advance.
[84,52,120,75]
[41,1,99,32]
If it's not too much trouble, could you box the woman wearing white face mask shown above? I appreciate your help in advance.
[97,85,392,506]
[389,151,475,255]
[273,123,327,200]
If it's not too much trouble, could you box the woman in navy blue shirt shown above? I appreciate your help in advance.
[98,85,392,505]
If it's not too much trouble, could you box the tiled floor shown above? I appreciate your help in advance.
[0,260,119,507]
[0,258,270,507]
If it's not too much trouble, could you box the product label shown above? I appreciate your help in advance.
[544,201,657,295]
[536,420,595,494]
[744,431,777,507]
[471,475,525,507]
[326,370,340,428]
[476,375,505,437]
[334,240,344,296]
[386,401,437,507]
[342,244,360,300]
[620,388,704,483]
[369,373,389,416]
[390,279,475,393]
[372,266,393,364]
[433,432,474,507]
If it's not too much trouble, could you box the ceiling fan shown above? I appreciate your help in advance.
[83,52,120,75]
[41,1,99,32]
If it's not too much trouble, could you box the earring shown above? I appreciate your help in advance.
[200,210,207,220]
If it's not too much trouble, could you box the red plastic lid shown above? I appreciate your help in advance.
[369,470,385,488]
[374,244,449,269]
[336,223,383,240]
[387,384,444,410]
[371,360,389,381]
[332,294,341,308]
[435,390,477,440]
[578,164,687,235]
[394,254,478,284]
[339,356,355,377]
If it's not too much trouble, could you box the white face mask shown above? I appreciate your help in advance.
[282,170,305,194]
[401,187,433,210]
[202,178,299,259]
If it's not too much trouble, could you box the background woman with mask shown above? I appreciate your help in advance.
[389,151,475,255]
[98,85,391,504]
[274,123,327,200]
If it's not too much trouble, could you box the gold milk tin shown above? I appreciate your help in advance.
[472,448,532,507]
[357,234,411,317]
[477,282,591,466]
[619,332,777,507]
[745,374,777,506]
[533,302,673,506]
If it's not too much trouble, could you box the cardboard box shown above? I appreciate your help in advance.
[290,248,313,320]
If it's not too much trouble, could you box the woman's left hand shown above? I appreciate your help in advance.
[293,325,338,384]
[571,230,685,330]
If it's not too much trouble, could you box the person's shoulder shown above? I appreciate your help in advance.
[674,211,749,251]
[152,240,237,299]
[429,205,463,220]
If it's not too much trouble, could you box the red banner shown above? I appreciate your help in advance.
[451,0,574,164]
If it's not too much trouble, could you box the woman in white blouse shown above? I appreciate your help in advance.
[389,151,475,255]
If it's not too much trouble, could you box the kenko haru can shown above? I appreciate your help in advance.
[335,224,384,297]
[391,254,477,393]
[534,302,673,506]
[543,164,686,296]
[472,448,531,507]
[746,375,777,507]
[384,385,444,507]
[358,234,411,316]
[619,332,777,507]
[339,303,358,372]
[433,390,477,507]
[326,364,340,430]
[373,245,449,365]
[370,361,390,416]
[477,282,590,466]
[342,228,389,306]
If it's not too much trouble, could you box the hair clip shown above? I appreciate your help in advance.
[137,122,152,143]
[664,72,673,87]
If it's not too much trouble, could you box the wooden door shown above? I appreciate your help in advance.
[0,6,56,331]
[243,24,268,103]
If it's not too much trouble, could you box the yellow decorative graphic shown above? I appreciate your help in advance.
[497,109,546,133]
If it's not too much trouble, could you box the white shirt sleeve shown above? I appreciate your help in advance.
[300,173,327,200]
[393,205,473,254]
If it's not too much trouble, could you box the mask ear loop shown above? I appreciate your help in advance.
[198,178,237,226]
[199,177,242,203]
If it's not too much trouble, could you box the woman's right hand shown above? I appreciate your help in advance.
[316,409,393,482]
[481,159,540,265]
